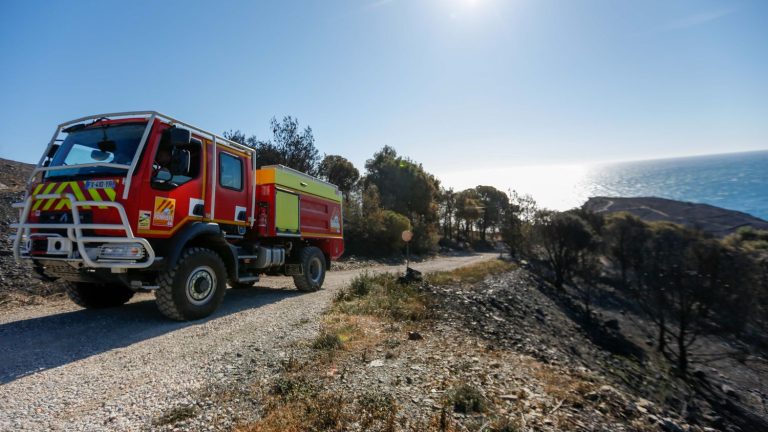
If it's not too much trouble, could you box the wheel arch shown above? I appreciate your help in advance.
[297,239,333,270]
[159,222,236,279]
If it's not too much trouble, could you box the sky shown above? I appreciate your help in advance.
[0,0,766,201]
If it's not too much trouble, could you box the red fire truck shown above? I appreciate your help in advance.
[12,112,344,320]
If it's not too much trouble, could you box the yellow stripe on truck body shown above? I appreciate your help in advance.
[30,180,117,211]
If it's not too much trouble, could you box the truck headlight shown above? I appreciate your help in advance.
[99,243,145,260]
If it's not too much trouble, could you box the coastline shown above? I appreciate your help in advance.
[583,196,768,237]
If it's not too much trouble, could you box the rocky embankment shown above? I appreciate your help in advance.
[584,196,768,237]
[0,158,66,305]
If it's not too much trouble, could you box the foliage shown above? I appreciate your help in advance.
[425,259,516,286]
[475,185,509,241]
[447,384,487,413]
[454,188,482,241]
[311,331,344,350]
[410,218,439,255]
[224,116,319,175]
[603,213,648,287]
[334,272,430,321]
[500,191,538,257]
[344,184,412,256]
[318,154,359,197]
[362,146,441,254]
[533,210,597,288]
[364,146,440,220]
[725,226,768,251]
[439,187,457,239]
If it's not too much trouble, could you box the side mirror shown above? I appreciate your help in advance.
[97,139,116,153]
[154,167,172,183]
[170,149,191,176]
[91,149,111,161]
[166,127,191,148]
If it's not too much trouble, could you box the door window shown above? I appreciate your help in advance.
[219,152,243,191]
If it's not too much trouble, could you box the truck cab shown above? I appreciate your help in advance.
[13,111,344,320]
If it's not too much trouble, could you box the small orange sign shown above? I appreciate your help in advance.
[153,197,176,227]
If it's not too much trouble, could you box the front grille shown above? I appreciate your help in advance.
[39,211,93,224]
[37,211,93,236]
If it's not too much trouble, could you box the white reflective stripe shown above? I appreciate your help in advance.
[211,137,217,220]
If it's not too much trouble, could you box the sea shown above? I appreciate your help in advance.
[579,150,768,221]
[440,150,768,221]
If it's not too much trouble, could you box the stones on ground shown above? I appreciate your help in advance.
[408,331,423,341]
[368,359,385,368]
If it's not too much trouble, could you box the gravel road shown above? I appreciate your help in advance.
[0,253,495,431]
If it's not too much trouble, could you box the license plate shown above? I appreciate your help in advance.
[85,179,116,189]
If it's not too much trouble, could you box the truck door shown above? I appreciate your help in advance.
[211,144,252,229]
[136,125,205,237]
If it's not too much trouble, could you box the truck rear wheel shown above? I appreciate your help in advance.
[65,282,134,309]
[293,246,326,292]
[155,247,227,321]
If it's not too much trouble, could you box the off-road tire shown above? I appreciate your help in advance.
[292,246,326,292]
[65,282,134,309]
[155,247,227,321]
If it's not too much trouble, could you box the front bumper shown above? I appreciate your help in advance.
[11,192,155,271]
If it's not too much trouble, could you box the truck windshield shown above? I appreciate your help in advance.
[45,123,146,179]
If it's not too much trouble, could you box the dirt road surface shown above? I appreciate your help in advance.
[0,253,495,431]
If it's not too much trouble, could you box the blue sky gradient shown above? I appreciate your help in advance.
[1,0,766,188]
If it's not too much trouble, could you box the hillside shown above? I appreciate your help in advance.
[0,157,34,192]
[583,196,768,237]
[0,158,66,304]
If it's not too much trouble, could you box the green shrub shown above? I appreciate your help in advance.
[448,384,487,413]
[334,272,430,321]
[311,331,343,350]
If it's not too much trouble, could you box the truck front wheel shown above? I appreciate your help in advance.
[155,247,227,320]
[65,282,134,308]
[293,246,326,292]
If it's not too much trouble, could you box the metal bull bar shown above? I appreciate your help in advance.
[11,192,155,269]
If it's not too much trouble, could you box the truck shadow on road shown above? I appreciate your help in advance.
[0,287,301,385]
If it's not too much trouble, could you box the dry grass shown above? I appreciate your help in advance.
[425,259,516,286]
[154,404,197,426]
[334,272,431,321]
[237,385,398,432]
[529,362,597,405]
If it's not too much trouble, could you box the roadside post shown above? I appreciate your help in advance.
[401,230,413,270]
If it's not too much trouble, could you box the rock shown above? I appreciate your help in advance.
[636,398,654,409]
[599,385,617,394]
[368,359,385,367]
[408,331,423,341]
[660,417,684,432]
[604,319,620,330]
[720,384,738,398]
